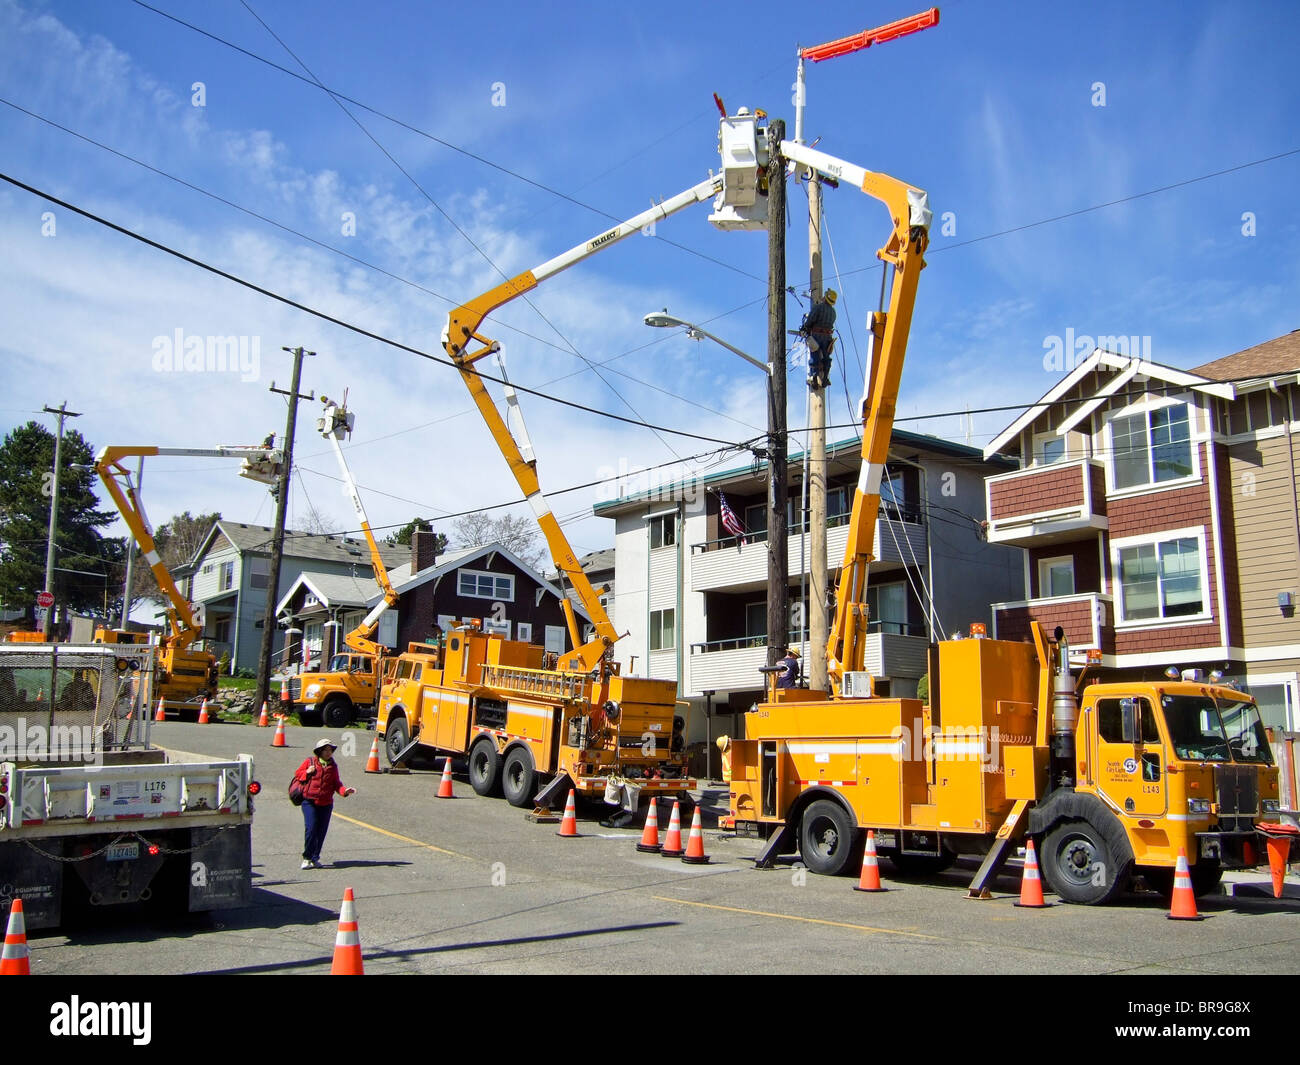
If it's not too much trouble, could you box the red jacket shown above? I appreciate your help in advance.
[295,757,347,806]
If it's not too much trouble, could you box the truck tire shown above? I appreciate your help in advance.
[322,697,354,729]
[1040,818,1133,905]
[469,737,502,797]
[799,799,860,876]
[384,716,410,767]
[501,746,536,808]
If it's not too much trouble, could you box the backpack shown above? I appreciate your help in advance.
[289,763,308,806]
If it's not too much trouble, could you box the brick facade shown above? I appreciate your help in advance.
[989,463,1086,521]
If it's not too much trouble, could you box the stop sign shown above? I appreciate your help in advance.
[36,591,54,608]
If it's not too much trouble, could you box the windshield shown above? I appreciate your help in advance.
[1215,695,1274,765]
[329,654,350,672]
[1161,694,1231,762]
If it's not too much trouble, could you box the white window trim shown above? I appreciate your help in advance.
[516,622,533,643]
[1037,555,1076,598]
[1103,394,1202,496]
[647,512,677,551]
[649,607,676,652]
[1031,430,1069,467]
[457,568,515,602]
[1235,671,1297,732]
[1110,525,1212,629]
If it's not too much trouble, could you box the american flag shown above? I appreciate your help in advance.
[719,492,746,545]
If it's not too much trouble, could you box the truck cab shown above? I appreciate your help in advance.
[293,652,380,728]
[1040,680,1280,901]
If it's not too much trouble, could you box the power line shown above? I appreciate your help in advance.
[835,145,1300,278]
[127,0,764,284]
[0,170,747,449]
[0,93,770,437]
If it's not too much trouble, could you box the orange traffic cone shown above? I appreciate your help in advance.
[154,697,166,722]
[197,698,210,725]
[271,716,287,748]
[853,830,885,892]
[660,800,685,858]
[1014,839,1050,908]
[330,888,364,975]
[34,688,43,703]
[635,800,662,853]
[681,806,710,865]
[280,681,290,705]
[436,757,454,798]
[1,898,30,975]
[556,789,581,838]
[1168,849,1203,920]
[364,736,382,774]
[257,701,270,728]
[1266,835,1292,899]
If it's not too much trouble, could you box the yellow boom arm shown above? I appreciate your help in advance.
[777,142,932,693]
[317,398,399,659]
[440,175,721,673]
[95,444,282,649]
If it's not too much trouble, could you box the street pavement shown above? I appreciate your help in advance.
[23,721,1300,975]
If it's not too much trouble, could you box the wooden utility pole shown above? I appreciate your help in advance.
[254,347,314,711]
[807,172,830,692]
[766,118,789,669]
[41,402,81,638]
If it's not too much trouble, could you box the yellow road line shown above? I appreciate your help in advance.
[333,813,473,861]
[651,895,938,940]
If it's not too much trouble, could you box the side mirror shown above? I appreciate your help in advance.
[1120,698,1139,744]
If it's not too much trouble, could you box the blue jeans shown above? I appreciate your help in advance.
[302,801,333,862]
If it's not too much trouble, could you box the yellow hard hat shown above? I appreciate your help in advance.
[716,735,731,751]
[824,289,837,305]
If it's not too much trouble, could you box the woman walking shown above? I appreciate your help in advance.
[294,738,355,869]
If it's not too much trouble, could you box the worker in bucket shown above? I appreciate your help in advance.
[776,647,801,689]
[293,738,356,869]
[800,289,837,389]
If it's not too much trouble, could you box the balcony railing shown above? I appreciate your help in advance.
[686,631,929,695]
[985,459,1107,547]
[691,515,927,593]
[992,592,1114,654]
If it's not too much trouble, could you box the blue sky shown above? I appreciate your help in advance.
[1,0,1297,563]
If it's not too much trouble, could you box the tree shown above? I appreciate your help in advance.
[0,422,117,622]
[452,513,543,570]
[128,511,221,609]
[296,508,339,535]
[385,517,448,554]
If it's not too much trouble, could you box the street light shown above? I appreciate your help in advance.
[644,308,792,684]
[643,311,770,376]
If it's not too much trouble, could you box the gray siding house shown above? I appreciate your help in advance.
[188,521,405,673]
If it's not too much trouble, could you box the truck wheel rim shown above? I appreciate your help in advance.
[1058,837,1098,885]
[810,816,838,856]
